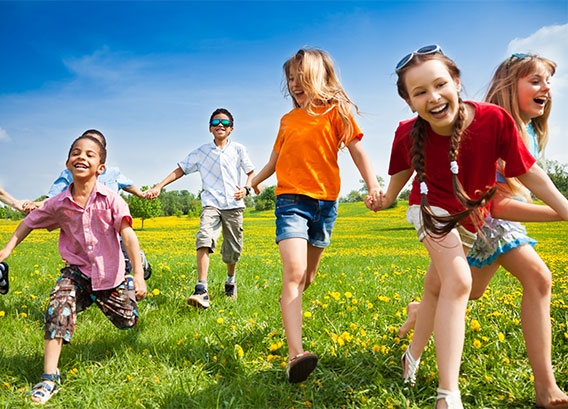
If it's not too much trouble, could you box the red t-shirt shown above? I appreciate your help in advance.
[388,101,535,232]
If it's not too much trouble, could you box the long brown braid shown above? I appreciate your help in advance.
[412,99,496,236]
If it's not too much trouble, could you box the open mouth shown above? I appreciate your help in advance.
[430,103,449,116]
[533,97,547,106]
[74,163,89,170]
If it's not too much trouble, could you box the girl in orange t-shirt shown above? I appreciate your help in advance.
[251,48,381,383]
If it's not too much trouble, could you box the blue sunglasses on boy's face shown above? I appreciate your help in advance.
[210,119,232,127]
[395,44,443,73]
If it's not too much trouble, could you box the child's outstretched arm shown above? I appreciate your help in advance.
[0,221,33,262]
[251,151,278,194]
[145,167,185,200]
[123,185,146,199]
[517,164,568,220]
[120,218,147,300]
[0,187,24,212]
[378,169,413,211]
[347,138,382,210]
[491,183,561,222]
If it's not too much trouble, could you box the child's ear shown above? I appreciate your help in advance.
[97,163,106,175]
[454,78,462,93]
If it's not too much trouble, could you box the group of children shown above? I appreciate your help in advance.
[0,46,567,408]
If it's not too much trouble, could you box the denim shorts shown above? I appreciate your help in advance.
[275,194,338,248]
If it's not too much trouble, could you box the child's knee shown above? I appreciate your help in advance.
[524,267,552,296]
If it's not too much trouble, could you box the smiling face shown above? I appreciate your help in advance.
[517,62,552,125]
[287,62,307,107]
[403,59,461,136]
[209,113,233,143]
[66,137,106,180]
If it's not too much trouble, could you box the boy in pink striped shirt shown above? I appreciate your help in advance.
[0,135,147,405]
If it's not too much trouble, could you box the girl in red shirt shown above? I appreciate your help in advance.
[376,46,568,409]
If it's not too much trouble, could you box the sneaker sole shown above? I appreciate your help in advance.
[187,297,209,309]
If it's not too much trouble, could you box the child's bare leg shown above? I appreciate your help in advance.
[399,252,495,339]
[196,247,210,281]
[399,301,420,338]
[227,263,236,278]
[31,338,63,403]
[302,244,324,292]
[404,263,440,379]
[499,245,568,409]
[279,238,308,359]
[424,232,471,397]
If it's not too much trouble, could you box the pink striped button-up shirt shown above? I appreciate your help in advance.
[24,182,133,290]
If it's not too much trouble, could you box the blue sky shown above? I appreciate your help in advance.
[0,1,567,201]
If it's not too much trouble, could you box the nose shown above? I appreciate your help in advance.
[427,90,441,103]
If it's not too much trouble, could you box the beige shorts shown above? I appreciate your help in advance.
[406,205,477,249]
[196,206,244,264]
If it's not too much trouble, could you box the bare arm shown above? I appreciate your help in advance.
[251,150,278,194]
[145,167,185,200]
[123,185,146,199]
[517,164,568,221]
[378,169,414,210]
[347,138,382,210]
[490,182,561,222]
[0,221,33,262]
[120,219,147,300]
[0,188,24,212]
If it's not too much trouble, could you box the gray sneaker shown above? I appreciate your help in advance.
[224,282,237,299]
[187,284,210,309]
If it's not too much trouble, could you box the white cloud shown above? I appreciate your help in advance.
[508,24,568,163]
[507,24,568,90]
[0,127,10,142]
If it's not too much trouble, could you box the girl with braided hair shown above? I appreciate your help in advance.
[375,46,568,409]
[397,54,568,409]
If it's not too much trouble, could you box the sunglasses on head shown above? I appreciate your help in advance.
[210,119,232,127]
[395,44,443,73]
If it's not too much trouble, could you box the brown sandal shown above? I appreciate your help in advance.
[286,351,318,383]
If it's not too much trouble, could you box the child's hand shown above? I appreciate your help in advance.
[234,186,247,201]
[133,273,147,300]
[22,201,39,214]
[366,188,384,212]
[251,183,263,195]
[144,188,160,200]
[0,247,11,263]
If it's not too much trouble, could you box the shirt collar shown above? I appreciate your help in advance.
[62,180,109,206]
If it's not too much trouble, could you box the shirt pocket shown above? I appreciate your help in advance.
[91,209,114,233]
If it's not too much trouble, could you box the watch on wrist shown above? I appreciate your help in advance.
[244,186,252,196]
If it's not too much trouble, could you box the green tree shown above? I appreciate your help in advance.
[359,176,385,193]
[255,186,276,211]
[543,159,568,198]
[129,186,162,229]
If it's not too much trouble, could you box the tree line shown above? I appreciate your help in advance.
[2,160,568,222]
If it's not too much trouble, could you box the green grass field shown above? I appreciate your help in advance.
[0,202,566,408]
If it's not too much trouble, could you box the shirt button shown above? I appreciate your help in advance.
[85,228,90,233]
[92,263,96,267]
[88,245,93,250]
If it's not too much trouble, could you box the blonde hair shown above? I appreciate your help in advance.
[486,54,556,199]
[283,48,358,148]
[396,52,495,236]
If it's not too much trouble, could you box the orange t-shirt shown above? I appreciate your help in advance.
[273,106,363,201]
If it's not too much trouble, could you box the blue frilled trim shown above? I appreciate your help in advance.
[467,237,537,268]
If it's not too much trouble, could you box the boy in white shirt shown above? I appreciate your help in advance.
[146,108,255,308]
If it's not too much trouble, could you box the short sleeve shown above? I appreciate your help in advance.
[47,170,73,198]
[178,150,200,175]
[388,123,413,175]
[23,197,60,231]
[115,169,134,190]
[239,145,255,174]
[273,116,287,155]
[496,110,536,178]
[110,193,133,233]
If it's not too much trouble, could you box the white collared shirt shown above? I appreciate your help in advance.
[178,140,254,209]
